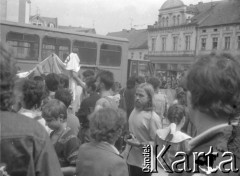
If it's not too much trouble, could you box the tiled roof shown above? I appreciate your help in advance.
[30,15,58,26]
[107,29,148,49]
[198,0,240,27]
[58,25,96,34]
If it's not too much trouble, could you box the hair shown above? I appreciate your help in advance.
[45,73,60,92]
[42,99,67,120]
[58,74,69,89]
[0,44,17,111]
[22,79,45,109]
[89,108,126,143]
[185,53,240,119]
[85,76,97,91]
[147,77,161,91]
[175,87,186,106]
[167,104,186,125]
[136,76,145,85]
[82,69,95,78]
[136,83,155,111]
[96,70,114,90]
[112,81,121,93]
[55,88,72,108]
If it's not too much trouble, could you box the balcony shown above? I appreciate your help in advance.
[149,50,195,56]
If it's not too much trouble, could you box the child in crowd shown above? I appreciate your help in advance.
[42,99,79,176]
[154,104,191,170]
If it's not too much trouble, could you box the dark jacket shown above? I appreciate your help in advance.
[76,142,129,176]
[0,111,63,176]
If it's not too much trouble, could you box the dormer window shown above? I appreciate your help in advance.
[173,16,176,26]
[166,17,169,27]
[162,17,165,27]
[177,15,180,25]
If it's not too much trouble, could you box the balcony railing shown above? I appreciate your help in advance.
[149,50,195,56]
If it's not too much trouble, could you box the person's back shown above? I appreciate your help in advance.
[0,44,63,176]
[1,111,63,176]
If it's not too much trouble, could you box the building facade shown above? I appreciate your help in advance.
[147,0,240,87]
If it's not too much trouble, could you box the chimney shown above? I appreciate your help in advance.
[18,0,31,23]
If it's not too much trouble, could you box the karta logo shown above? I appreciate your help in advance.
[142,144,239,175]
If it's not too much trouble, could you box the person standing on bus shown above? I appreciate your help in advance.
[64,53,85,113]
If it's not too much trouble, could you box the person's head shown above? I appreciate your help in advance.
[89,108,126,144]
[167,104,186,129]
[42,99,67,130]
[136,76,146,85]
[0,44,17,111]
[45,73,60,92]
[22,79,45,110]
[135,83,154,111]
[175,87,186,106]
[95,70,114,92]
[85,76,97,94]
[127,76,136,89]
[185,53,240,121]
[112,82,121,94]
[147,77,161,92]
[55,88,72,108]
[82,69,95,82]
[58,74,69,89]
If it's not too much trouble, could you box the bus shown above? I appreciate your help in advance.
[0,21,129,86]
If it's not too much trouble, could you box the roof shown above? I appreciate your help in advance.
[30,15,58,25]
[58,25,96,34]
[198,0,240,27]
[107,29,148,49]
[160,0,185,10]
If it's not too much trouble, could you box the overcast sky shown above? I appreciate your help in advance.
[30,0,218,35]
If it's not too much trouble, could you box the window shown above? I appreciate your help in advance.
[42,36,70,61]
[131,52,134,59]
[212,37,218,50]
[202,29,206,33]
[166,17,169,27]
[73,41,97,65]
[201,38,206,50]
[6,32,39,60]
[214,28,218,32]
[238,36,240,50]
[162,17,165,27]
[139,52,142,59]
[162,37,166,51]
[185,35,190,50]
[177,15,180,25]
[100,44,122,67]
[151,38,156,51]
[173,36,178,51]
[173,16,176,26]
[224,37,230,50]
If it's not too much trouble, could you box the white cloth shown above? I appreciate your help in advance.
[18,108,51,134]
[64,53,81,113]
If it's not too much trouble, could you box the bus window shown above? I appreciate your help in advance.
[100,44,121,67]
[73,41,97,65]
[6,32,39,60]
[42,36,70,61]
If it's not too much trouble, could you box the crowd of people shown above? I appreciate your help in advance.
[1,42,240,176]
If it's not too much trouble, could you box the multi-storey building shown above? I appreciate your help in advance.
[196,0,240,57]
[108,28,148,60]
[147,0,220,79]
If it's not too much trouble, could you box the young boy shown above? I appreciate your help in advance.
[42,99,79,176]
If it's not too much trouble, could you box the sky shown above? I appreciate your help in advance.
[30,0,218,35]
